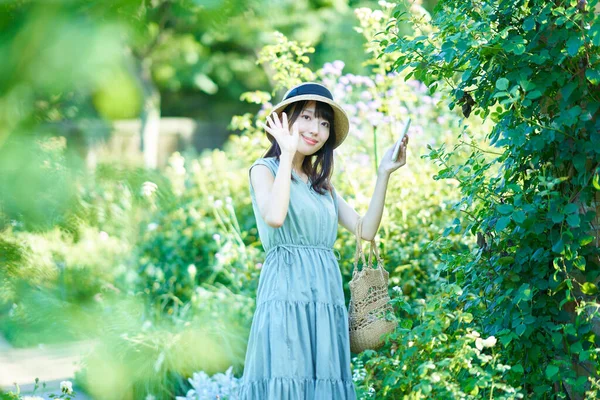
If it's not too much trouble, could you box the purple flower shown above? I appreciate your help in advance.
[356,101,368,112]
[333,60,345,72]
[322,62,335,75]
[367,100,382,110]
[360,91,372,101]
[371,111,384,126]
[363,77,376,88]
[345,104,357,115]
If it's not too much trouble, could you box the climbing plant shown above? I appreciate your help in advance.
[383,0,600,397]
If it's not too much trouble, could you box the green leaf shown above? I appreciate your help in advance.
[516,323,526,336]
[526,90,542,100]
[580,235,595,246]
[573,256,586,271]
[496,78,509,91]
[564,203,578,214]
[552,239,565,254]
[566,36,583,57]
[498,204,514,214]
[566,213,580,227]
[512,210,526,224]
[512,364,524,374]
[546,365,559,380]
[593,171,600,190]
[523,17,535,31]
[498,256,515,265]
[585,68,600,85]
[496,216,511,232]
[581,282,598,295]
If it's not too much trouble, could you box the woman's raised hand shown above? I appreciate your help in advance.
[260,112,300,156]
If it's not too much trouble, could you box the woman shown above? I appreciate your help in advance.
[239,82,409,399]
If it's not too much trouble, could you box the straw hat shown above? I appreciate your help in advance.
[269,82,350,150]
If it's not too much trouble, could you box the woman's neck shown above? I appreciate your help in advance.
[291,153,306,174]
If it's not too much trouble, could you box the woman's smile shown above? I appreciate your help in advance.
[302,135,318,145]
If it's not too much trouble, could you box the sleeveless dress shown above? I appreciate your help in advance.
[238,156,356,399]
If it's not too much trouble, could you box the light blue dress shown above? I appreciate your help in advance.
[238,156,356,399]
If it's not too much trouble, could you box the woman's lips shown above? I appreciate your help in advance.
[302,136,317,145]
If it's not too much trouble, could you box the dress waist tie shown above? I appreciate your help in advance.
[266,244,341,266]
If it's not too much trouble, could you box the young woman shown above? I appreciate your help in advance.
[239,82,409,399]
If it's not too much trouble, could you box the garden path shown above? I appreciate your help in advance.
[0,334,94,399]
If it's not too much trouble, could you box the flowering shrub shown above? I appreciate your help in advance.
[176,366,240,400]
[353,285,523,399]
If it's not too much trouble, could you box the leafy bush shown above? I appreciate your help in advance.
[354,284,523,399]
[383,0,600,396]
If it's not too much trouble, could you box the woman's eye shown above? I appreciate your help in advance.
[303,115,310,120]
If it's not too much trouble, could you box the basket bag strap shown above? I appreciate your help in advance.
[352,217,368,277]
[352,216,385,277]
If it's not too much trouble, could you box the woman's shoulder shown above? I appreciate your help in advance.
[250,157,279,176]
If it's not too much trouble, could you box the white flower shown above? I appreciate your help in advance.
[475,338,484,350]
[213,233,221,242]
[145,394,156,400]
[378,0,395,9]
[99,231,109,241]
[475,335,496,350]
[147,222,158,231]
[214,199,223,208]
[371,10,385,20]
[22,396,45,400]
[482,336,497,348]
[60,380,73,394]
[187,264,197,277]
[141,181,158,197]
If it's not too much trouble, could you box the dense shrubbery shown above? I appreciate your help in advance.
[382,0,600,397]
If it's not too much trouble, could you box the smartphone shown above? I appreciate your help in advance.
[392,117,411,162]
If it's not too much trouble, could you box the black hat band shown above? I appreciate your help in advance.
[284,83,333,101]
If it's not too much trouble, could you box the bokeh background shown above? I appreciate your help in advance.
[2,0,598,399]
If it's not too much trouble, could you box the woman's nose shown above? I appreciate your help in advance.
[310,118,319,133]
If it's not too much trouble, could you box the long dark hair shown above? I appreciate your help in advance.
[262,100,336,196]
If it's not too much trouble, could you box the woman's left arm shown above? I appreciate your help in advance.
[337,134,409,240]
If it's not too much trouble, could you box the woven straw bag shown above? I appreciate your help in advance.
[348,216,397,354]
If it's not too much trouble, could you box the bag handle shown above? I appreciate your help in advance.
[353,217,367,277]
[352,216,385,277]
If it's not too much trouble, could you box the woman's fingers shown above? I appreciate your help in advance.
[260,121,278,139]
[281,112,288,133]
[266,115,274,129]
[273,112,282,129]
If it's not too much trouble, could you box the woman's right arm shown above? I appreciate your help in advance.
[250,152,294,228]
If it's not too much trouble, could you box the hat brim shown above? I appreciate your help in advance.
[269,94,350,150]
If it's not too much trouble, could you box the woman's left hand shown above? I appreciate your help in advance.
[378,134,409,177]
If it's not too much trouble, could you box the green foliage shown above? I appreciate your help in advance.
[354,284,522,399]
[384,0,600,396]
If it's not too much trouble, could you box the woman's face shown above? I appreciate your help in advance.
[290,101,331,155]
